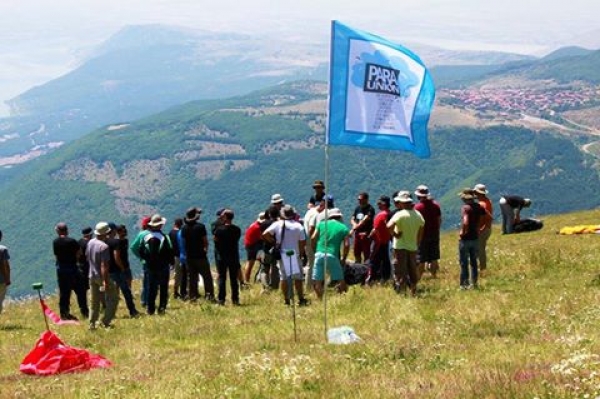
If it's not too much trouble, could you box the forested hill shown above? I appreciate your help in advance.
[1,81,599,297]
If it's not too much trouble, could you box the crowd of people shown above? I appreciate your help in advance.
[0,180,533,329]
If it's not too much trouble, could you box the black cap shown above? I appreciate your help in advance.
[81,227,93,235]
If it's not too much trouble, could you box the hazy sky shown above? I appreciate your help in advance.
[1,0,598,116]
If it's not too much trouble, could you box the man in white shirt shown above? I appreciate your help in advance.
[263,205,309,306]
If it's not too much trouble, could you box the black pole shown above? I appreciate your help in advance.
[285,249,297,343]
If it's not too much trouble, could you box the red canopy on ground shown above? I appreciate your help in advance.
[20,330,112,375]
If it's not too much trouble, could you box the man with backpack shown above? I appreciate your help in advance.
[137,214,173,315]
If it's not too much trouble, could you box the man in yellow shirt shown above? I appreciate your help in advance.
[387,192,424,296]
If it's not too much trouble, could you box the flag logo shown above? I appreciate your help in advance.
[363,63,401,96]
[328,21,435,158]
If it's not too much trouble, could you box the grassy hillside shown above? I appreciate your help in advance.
[1,81,599,298]
[2,210,600,398]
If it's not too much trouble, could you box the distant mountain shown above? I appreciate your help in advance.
[0,25,537,159]
[542,46,595,61]
[2,81,600,297]
[431,47,600,88]
[525,50,600,84]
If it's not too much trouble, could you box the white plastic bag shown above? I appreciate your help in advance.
[327,326,361,344]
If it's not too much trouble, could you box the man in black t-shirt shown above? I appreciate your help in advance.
[53,222,89,320]
[107,225,139,317]
[213,209,242,305]
[180,207,215,302]
[308,180,326,209]
[351,192,376,264]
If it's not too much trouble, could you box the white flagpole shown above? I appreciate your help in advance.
[322,20,336,340]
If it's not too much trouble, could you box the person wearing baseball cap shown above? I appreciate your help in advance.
[473,184,493,270]
[130,216,153,309]
[88,222,119,329]
[180,206,215,302]
[414,185,442,279]
[458,189,487,290]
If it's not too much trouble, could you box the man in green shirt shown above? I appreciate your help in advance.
[311,208,351,299]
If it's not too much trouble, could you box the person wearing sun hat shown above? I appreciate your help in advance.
[458,189,486,290]
[180,207,215,302]
[130,215,152,309]
[263,204,309,306]
[498,194,532,234]
[473,183,493,270]
[87,221,119,329]
[387,191,425,296]
[139,214,173,315]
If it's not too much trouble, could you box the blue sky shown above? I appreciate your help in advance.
[0,0,598,116]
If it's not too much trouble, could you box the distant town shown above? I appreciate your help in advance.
[439,85,600,120]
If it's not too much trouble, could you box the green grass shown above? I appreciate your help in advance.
[3,209,600,398]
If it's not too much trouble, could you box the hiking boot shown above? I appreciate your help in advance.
[284,299,291,306]
[158,308,166,315]
[298,298,310,307]
[61,313,79,321]
[232,300,240,306]
[217,300,225,306]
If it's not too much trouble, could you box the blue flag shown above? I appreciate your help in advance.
[328,21,435,158]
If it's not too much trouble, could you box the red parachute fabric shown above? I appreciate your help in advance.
[20,330,112,375]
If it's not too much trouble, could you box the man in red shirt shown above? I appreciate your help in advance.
[367,195,392,284]
[243,212,265,284]
[414,185,442,279]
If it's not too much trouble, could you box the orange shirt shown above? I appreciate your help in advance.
[478,197,493,229]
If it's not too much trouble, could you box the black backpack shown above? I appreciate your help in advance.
[513,218,544,233]
[344,262,369,285]
[140,232,173,271]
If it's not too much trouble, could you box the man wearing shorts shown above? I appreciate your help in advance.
[311,208,350,299]
[263,205,309,306]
